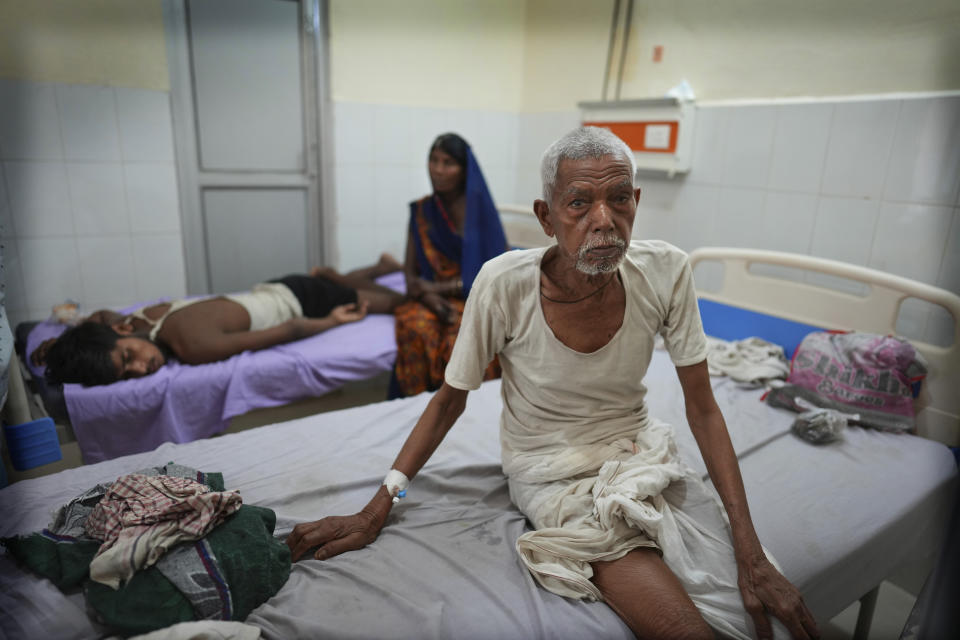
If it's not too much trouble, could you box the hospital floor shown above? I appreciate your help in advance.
[823,581,915,640]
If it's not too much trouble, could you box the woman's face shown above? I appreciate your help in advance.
[428,147,465,195]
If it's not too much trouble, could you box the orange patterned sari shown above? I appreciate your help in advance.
[393,197,501,397]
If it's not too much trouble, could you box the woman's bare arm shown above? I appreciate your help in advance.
[403,228,423,298]
[403,225,462,299]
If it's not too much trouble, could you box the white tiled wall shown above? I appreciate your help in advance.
[5,86,957,348]
[510,95,960,346]
[515,110,583,204]
[0,79,187,329]
[330,101,520,272]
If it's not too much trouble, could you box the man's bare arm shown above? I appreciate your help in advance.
[676,360,819,640]
[30,338,57,368]
[30,309,119,367]
[85,309,125,325]
[172,303,368,365]
[286,383,468,561]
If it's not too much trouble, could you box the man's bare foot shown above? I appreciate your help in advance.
[309,266,337,279]
[311,255,401,282]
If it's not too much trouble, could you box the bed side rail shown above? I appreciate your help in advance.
[690,247,960,446]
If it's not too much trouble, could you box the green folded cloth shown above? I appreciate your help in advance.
[2,467,290,636]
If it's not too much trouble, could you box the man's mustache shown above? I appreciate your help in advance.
[579,233,626,254]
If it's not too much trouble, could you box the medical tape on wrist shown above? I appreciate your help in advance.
[383,469,410,503]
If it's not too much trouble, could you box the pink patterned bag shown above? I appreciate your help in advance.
[766,331,927,433]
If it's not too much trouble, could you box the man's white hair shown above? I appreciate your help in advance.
[540,126,637,200]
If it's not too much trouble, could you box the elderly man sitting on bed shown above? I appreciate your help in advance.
[287,128,819,640]
[35,256,405,386]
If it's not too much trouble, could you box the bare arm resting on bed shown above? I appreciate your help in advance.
[167,301,369,365]
[286,382,468,561]
[677,359,820,640]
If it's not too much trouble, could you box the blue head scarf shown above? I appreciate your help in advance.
[411,137,506,296]
[460,146,507,294]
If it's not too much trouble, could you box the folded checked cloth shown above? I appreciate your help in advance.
[85,473,242,589]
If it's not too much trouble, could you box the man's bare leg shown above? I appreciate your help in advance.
[310,253,402,283]
[349,253,403,280]
[355,289,403,314]
[591,548,714,640]
[309,254,405,313]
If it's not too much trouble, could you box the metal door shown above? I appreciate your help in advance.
[163,0,328,294]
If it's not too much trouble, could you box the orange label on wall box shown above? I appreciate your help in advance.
[582,120,679,154]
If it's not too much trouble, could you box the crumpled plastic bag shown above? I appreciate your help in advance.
[665,78,696,101]
[790,397,860,445]
[51,300,83,325]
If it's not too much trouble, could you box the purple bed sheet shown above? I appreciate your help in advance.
[24,273,404,463]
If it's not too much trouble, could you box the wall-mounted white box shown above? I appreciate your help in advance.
[579,97,696,178]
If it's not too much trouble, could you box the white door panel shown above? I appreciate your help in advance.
[203,189,308,292]
[164,0,326,294]
[189,0,306,172]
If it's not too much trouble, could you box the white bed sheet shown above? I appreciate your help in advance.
[643,352,958,621]
[0,350,955,639]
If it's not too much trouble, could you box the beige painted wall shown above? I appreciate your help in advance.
[521,0,960,110]
[0,0,169,90]
[5,0,956,107]
[328,0,526,110]
[520,0,614,111]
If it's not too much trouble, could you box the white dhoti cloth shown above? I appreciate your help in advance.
[510,420,788,640]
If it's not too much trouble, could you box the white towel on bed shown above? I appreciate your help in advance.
[705,336,790,386]
[510,418,788,640]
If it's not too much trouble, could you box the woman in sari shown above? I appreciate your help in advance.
[392,133,507,397]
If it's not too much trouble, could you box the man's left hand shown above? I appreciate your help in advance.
[738,554,819,639]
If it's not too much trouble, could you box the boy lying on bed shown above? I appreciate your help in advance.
[288,129,819,640]
[33,255,405,386]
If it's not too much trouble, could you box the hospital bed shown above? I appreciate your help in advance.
[10,203,541,472]
[13,272,405,468]
[1,247,957,640]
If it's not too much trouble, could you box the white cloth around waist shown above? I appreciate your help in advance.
[224,282,304,332]
[509,417,789,640]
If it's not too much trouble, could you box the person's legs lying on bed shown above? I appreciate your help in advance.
[35,257,405,386]
[311,252,402,283]
[309,253,405,314]
[592,549,713,639]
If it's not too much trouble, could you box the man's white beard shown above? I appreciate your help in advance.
[575,233,626,276]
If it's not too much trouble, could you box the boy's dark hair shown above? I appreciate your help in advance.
[44,322,120,386]
[431,132,469,168]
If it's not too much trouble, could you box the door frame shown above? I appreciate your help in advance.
[162,0,331,295]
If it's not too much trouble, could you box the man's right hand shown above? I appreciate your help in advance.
[286,488,392,561]
[30,338,57,368]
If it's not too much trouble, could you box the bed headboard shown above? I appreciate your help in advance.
[499,204,552,249]
[690,247,960,446]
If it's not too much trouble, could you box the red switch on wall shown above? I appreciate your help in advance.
[653,45,663,63]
